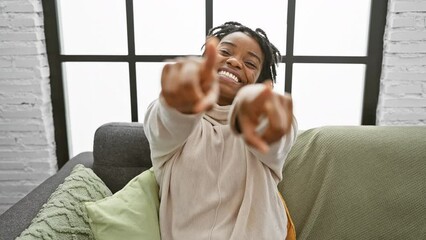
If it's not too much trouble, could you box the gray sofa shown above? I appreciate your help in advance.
[0,122,153,240]
[1,122,426,239]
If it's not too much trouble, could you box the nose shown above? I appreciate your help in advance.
[226,57,242,69]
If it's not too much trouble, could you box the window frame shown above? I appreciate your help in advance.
[41,0,388,168]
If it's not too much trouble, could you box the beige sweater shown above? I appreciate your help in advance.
[144,85,297,240]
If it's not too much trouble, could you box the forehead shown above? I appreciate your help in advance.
[219,32,264,58]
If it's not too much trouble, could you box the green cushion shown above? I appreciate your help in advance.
[85,168,161,240]
[279,126,426,240]
[16,164,112,240]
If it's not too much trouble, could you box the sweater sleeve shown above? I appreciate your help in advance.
[228,84,298,181]
[143,96,203,170]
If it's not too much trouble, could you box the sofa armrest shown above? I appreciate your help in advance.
[0,152,93,240]
[93,122,152,193]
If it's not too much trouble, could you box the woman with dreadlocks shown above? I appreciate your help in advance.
[144,22,297,239]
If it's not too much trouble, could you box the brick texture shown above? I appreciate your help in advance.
[0,0,57,215]
[377,0,426,125]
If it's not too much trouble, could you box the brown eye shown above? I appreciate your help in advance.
[219,49,231,56]
[245,61,257,69]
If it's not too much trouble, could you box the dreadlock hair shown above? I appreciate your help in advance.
[207,21,281,84]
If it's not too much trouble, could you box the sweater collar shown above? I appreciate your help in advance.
[204,104,230,125]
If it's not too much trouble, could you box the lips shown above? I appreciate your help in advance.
[217,69,241,83]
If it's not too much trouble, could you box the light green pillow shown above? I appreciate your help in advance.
[85,168,161,240]
[16,164,112,240]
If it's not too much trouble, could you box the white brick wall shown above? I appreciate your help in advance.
[377,0,426,125]
[0,0,56,214]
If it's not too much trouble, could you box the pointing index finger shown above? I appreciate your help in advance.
[200,37,219,84]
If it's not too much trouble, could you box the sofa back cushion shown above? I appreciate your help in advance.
[93,122,153,193]
[279,126,426,239]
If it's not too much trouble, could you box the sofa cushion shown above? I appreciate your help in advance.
[279,126,426,239]
[16,164,112,240]
[93,122,153,193]
[85,168,161,240]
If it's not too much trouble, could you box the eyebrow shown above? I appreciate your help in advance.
[220,41,262,64]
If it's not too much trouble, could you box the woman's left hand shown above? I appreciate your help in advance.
[237,82,293,153]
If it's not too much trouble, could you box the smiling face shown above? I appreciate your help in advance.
[214,31,264,106]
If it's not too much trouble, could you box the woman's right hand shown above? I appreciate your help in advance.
[161,39,219,114]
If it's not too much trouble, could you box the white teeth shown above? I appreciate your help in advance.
[218,70,239,82]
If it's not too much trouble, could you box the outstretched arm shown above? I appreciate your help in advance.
[229,82,297,180]
[144,39,220,167]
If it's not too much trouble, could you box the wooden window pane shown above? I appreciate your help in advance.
[63,62,131,157]
[134,0,205,55]
[136,62,167,120]
[294,0,371,56]
[292,63,366,130]
[57,0,128,55]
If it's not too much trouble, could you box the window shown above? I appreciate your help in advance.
[41,0,388,167]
